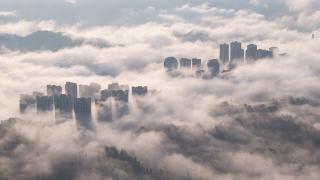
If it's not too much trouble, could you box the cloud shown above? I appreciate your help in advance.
[1,2,320,180]
[65,0,77,4]
[0,11,16,17]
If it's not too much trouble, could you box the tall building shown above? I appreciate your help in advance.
[257,49,273,59]
[207,59,220,76]
[19,94,36,113]
[115,100,129,120]
[54,94,72,113]
[101,83,129,102]
[132,86,148,96]
[32,91,44,97]
[96,100,113,122]
[179,58,192,68]
[74,97,92,129]
[65,82,77,110]
[230,41,244,63]
[47,85,62,96]
[101,89,112,101]
[36,96,54,112]
[79,83,101,99]
[112,90,129,103]
[54,94,73,120]
[74,97,91,114]
[219,43,229,64]
[192,58,201,69]
[65,82,78,99]
[108,83,129,91]
[164,57,178,71]
[246,44,258,61]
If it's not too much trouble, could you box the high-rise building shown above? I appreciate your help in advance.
[180,58,192,68]
[74,97,91,114]
[207,59,220,76]
[108,83,120,91]
[164,57,178,71]
[220,43,229,64]
[192,58,201,69]
[108,83,129,91]
[101,83,129,102]
[54,94,73,120]
[101,89,112,101]
[32,91,44,97]
[74,97,92,128]
[96,100,113,122]
[112,90,129,103]
[65,82,77,110]
[54,94,72,113]
[36,96,54,112]
[90,82,101,97]
[132,86,148,96]
[257,49,273,59]
[19,94,36,113]
[246,44,258,61]
[79,83,101,99]
[230,41,244,63]
[65,82,78,99]
[115,100,129,119]
[47,85,62,96]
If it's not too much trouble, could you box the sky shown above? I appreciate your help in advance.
[0,1,320,180]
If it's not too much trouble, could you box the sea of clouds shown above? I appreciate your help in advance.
[0,1,320,179]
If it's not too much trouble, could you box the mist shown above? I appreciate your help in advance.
[1,1,320,180]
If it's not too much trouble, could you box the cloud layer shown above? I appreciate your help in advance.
[0,1,320,180]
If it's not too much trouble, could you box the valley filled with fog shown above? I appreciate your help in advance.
[1,1,320,179]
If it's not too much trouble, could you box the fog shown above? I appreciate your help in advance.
[0,1,320,180]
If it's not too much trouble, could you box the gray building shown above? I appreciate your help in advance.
[74,97,91,114]
[54,94,73,120]
[101,83,129,102]
[219,43,229,64]
[19,94,36,113]
[36,96,54,112]
[65,82,78,99]
[54,94,72,113]
[180,58,192,68]
[207,59,220,76]
[192,58,201,69]
[230,41,244,63]
[112,90,129,103]
[101,89,112,101]
[79,83,101,100]
[108,83,129,91]
[164,57,178,71]
[246,44,258,61]
[74,97,92,129]
[47,85,62,96]
[96,100,113,122]
[132,86,148,96]
[257,49,273,59]
[65,82,78,110]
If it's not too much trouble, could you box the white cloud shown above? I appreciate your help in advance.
[0,11,16,17]
[65,0,77,4]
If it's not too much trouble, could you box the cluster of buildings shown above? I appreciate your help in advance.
[19,82,148,127]
[164,41,276,77]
